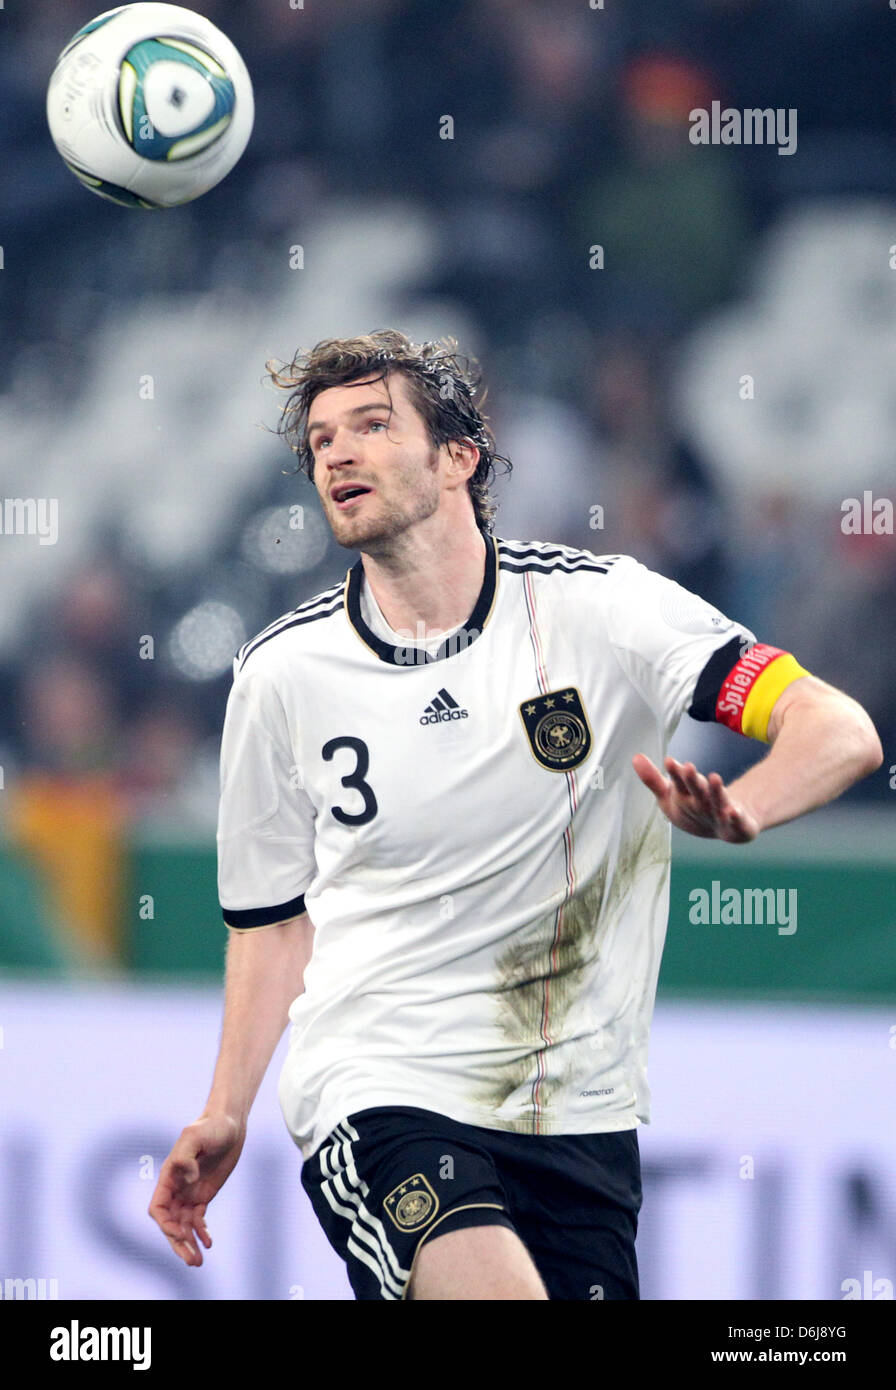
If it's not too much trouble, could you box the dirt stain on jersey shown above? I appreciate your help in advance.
[472,814,669,1132]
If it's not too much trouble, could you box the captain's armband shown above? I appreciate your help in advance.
[690,637,811,743]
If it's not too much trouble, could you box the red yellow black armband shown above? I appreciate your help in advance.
[715,644,810,743]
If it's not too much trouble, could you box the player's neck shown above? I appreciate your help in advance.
[360,514,487,639]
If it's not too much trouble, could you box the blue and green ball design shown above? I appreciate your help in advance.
[62,159,162,210]
[118,37,235,162]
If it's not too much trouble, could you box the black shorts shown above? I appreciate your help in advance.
[300,1105,642,1301]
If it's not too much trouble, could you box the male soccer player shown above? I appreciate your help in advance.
[149,330,882,1300]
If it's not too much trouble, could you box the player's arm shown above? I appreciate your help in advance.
[206,911,314,1127]
[148,911,313,1266]
[150,649,317,1265]
[634,659,882,841]
[723,673,881,832]
[149,647,317,1263]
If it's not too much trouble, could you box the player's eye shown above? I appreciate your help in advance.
[368,420,387,432]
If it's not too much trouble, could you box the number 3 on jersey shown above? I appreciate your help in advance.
[322,736,379,826]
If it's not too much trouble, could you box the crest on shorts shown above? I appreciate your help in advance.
[519,687,592,772]
[383,1173,439,1232]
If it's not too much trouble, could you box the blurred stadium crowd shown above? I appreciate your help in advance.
[1,0,895,966]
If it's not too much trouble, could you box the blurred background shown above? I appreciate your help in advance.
[0,0,894,1301]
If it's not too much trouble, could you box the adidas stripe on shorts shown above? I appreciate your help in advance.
[300,1105,642,1300]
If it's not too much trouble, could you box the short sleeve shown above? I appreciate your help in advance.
[604,557,756,736]
[216,662,316,928]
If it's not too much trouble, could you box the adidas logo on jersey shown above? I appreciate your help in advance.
[420,688,469,725]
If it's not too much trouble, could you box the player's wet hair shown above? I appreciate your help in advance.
[266,329,511,531]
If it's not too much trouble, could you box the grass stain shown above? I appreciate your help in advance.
[470,814,670,1132]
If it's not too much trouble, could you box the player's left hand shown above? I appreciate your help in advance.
[631,755,760,843]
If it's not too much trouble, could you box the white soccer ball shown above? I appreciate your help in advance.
[46,4,254,209]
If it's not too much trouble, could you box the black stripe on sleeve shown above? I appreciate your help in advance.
[238,599,343,671]
[498,561,610,576]
[222,894,306,928]
[688,635,748,722]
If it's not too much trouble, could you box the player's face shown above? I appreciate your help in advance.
[307,374,444,551]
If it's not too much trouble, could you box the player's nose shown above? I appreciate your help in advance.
[322,426,359,469]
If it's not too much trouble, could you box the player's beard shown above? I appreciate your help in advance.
[324,447,441,557]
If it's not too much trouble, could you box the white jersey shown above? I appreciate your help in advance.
[217,535,755,1158]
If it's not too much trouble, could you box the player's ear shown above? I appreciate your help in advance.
[447,438,480,483]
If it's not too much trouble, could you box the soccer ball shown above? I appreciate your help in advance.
[46,4,254,209]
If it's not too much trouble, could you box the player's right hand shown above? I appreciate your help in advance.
[148,1113,246,1267]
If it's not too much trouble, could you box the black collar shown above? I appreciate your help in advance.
[344,530,498,665]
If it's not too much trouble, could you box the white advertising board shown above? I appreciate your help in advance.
[0,986,893,1301]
